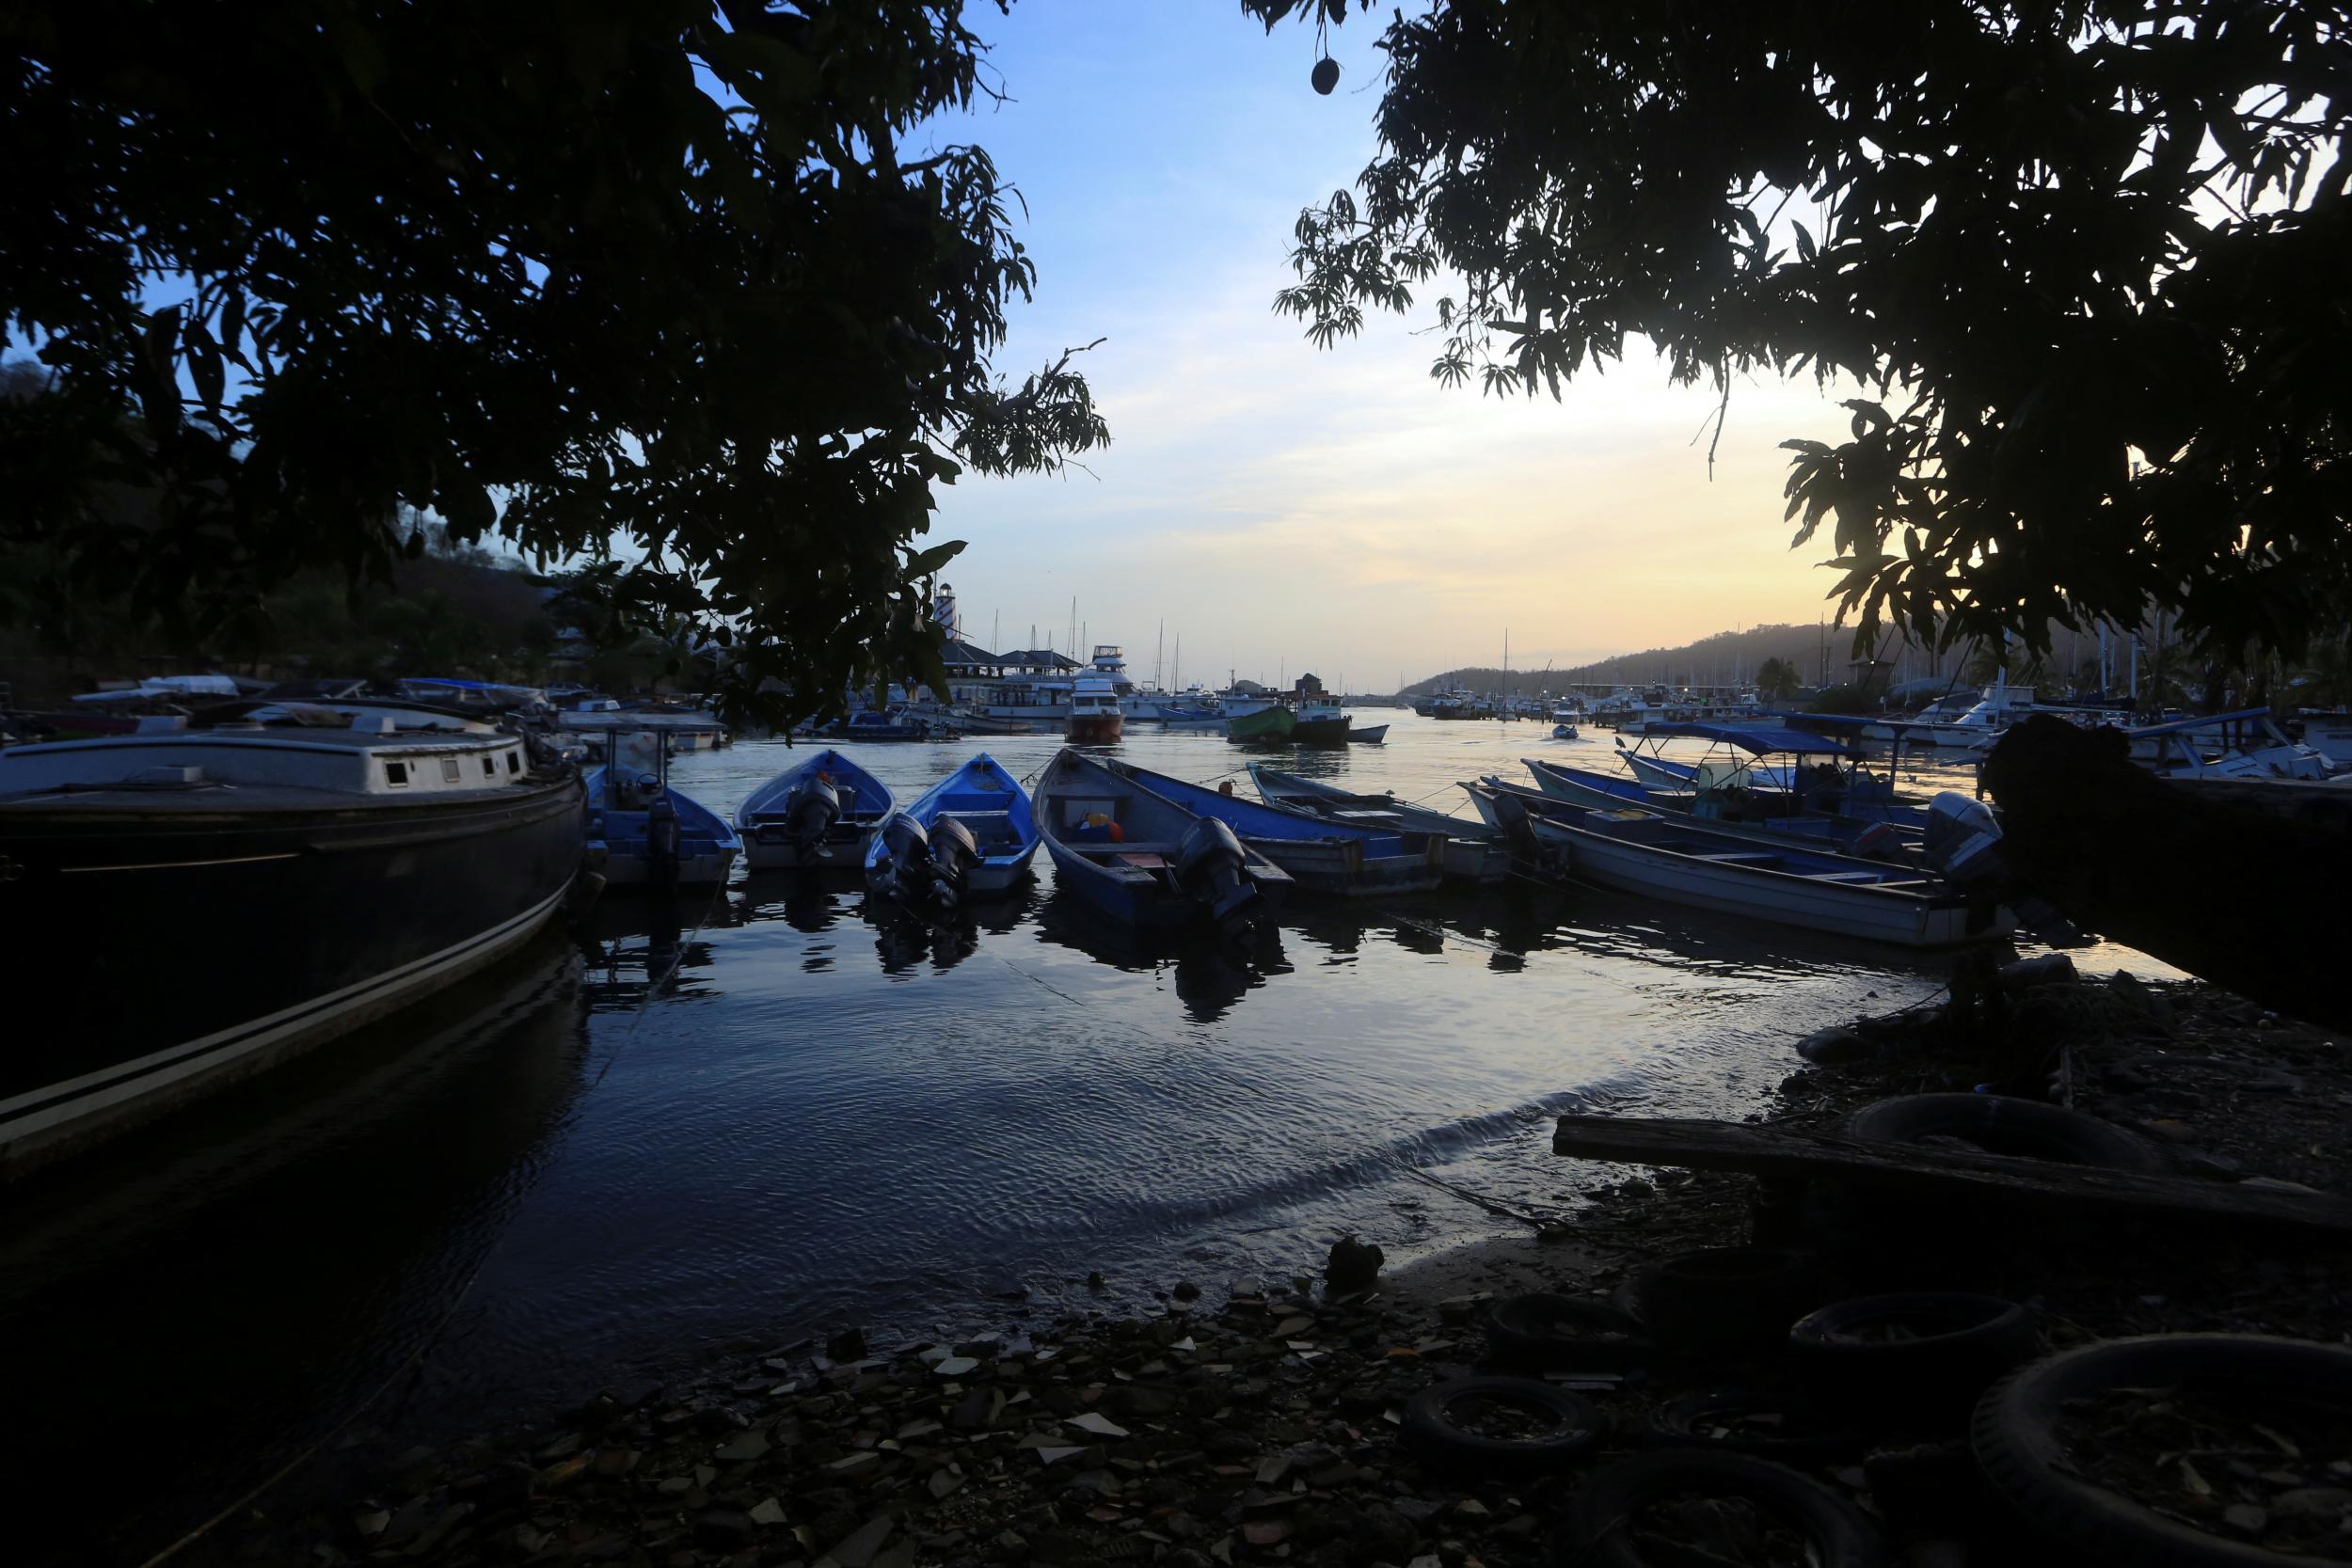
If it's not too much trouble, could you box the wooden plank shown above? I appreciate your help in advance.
[1551,1114,2352,1234]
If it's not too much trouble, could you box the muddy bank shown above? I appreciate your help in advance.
[185,969,2352,1568]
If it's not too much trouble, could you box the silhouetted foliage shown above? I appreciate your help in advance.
[1245,0,2351,662]
[1,1,1104,724]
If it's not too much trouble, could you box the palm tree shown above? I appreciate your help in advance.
[1755,657,1801,700]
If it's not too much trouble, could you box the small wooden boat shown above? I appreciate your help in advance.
[1464,778,2004,948]
[736,749,894,869]
[1345,722,1388,744]
[1101,759,1442,896]
[1246,764,1502,882]
[584,764,739,885]
[1031,748,1291,935]
[864,752,1040,907]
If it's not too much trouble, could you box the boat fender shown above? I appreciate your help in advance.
[1175,816,1263,932]
[645,797,681,884]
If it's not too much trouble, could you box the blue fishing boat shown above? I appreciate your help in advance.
[584,763,739,885]
[864,752,1041,909]
[1612,722,1915,823]
[1101,759,1443,896]
[1031,748,1292,936]
[1463,777,2005,948]
[1246,764,1503,882]
[736,749,895,869]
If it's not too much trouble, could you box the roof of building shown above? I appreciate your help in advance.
[994,648,1083,671]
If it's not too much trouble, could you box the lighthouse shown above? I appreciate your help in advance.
[930,583,961,640]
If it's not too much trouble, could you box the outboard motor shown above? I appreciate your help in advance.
[1921,792,2006,893]
[868,811,933,905]
[1487,788,1555,870]
[645,795,681,885]
[784,771,841,860]
[1922,790,2088,944]
[925,815,981,912]
[1175,817,1263,940]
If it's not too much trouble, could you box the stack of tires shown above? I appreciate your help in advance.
[1389,1095,2344,1566]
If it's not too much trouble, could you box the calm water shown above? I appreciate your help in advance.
[0,716,2164,1563]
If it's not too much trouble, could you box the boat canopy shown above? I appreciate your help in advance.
[1640,721,1859,756]
[2125,707,2275,739]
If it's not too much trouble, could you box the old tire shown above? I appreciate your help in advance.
[1845,1093,2170,1172]
[1973,1335,2352,1568]
[1645,1390,1868,1464]
[1399,1376,1605,1477]
[1790,1292,2037,1432]
[1487,1292,1650,1370]
[1562,1449,1885,1568]
[1626,1247,1820,1354]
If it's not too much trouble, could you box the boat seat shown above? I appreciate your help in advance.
[1114,851,1169,869]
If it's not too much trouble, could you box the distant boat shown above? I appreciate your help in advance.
[1224,694,1295,743]
[1345,722,1388,744]
[826,709,937,742]
[864,752,1040,908]
[736,749,895,869]
[1154,705,1227,730]
[1292,700,1351,747]
[1098,759,1443,896]
[585,765,739,885]
[1031,748,1291,935]
[949,709,1042,736]
[1067,666,1124,745]
[1463,779,2004,949]
[1247,764,1502,883]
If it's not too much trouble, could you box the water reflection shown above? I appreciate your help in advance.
[1027,887,1289,1022]
[0,937,590,1568]
[576,886,736,1009]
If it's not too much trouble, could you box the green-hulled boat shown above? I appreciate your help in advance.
[1224,698,1295,742]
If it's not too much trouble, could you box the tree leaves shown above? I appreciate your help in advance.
[1249,0,2352,660]
[0,0,1101,728]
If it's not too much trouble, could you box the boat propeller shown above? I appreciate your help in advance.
[1175,816,1263,940]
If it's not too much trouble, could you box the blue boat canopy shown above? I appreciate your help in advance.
[1640,721,1860,756]
[2126,706,2275,739]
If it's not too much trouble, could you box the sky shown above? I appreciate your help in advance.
[917,0,1857,689]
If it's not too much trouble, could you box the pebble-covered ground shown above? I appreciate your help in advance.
[194,969,2352,1568]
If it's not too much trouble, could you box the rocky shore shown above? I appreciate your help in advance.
[191,967,2352,1568]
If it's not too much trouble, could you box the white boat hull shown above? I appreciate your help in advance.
[1472,796,1997,948]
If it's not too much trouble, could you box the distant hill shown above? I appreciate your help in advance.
[1407,623,1892,696]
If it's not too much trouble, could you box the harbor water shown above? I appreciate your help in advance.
[0,714,2165,1563]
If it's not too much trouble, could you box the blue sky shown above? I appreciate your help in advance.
[916,0,1854,688]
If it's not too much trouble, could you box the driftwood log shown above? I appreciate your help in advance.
[1981,715,2352,1032]
[1552,1114,2352,1235]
